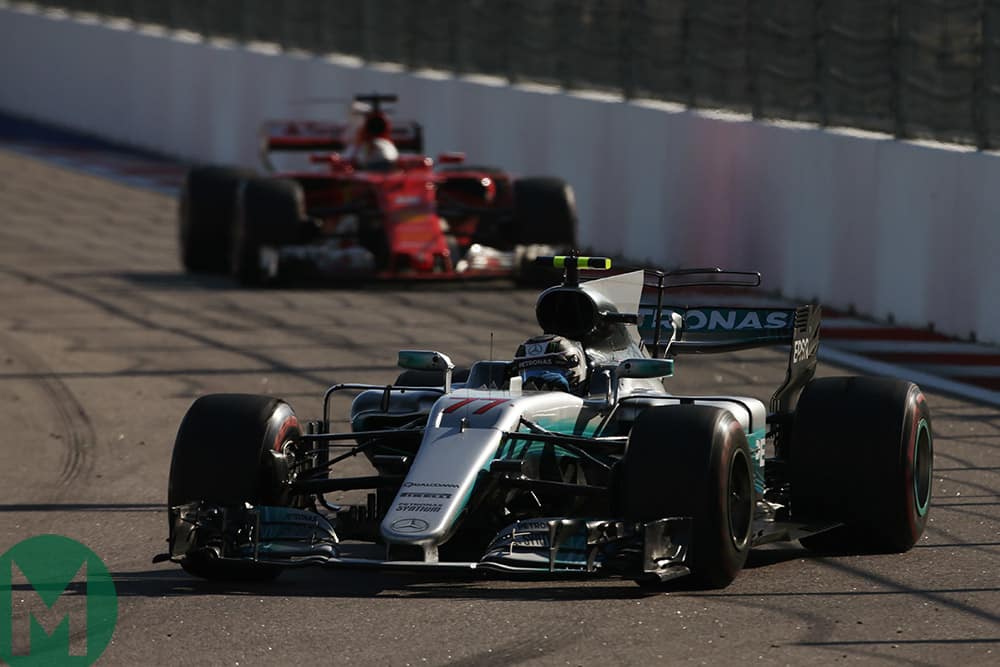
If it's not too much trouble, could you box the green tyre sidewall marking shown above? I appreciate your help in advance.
[1,535,117,666]
[913,418,932,518]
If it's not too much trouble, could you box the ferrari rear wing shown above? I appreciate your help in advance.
[259,120,424,156]
[637,268,820,414]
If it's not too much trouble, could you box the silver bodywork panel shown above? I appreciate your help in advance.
[379,390,588,544]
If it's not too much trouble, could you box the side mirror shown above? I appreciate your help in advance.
[397,350,456,391]
[398,350,454,371]
[615,358,675,379]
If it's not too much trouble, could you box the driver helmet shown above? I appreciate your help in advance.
[511,334,588,393]
[356,136,399,166]
[353,112,398,167]
[362,112,391,140]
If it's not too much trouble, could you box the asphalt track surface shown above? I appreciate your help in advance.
[0,147,997,666]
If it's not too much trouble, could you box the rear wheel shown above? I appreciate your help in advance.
[179,166,254,273]
[168,393,302,580]
[791,377,933,553]
[616,405,754,588]
[231,178,305,285]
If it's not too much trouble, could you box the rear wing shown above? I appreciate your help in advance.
[259,120,424,157]
[638,268,820,414]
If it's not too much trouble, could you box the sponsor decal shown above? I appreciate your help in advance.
[753,438,766,469]
[390,518,429,533]
[403,482,459,489]
[1,535,118,665]
[393,195,423,206]
[524,342,548,357]
[491,537,547,549]
[394,503,442,513]
[640,308,793,332]
[519,539,548,548]
[793,337,811,364]
[514,357,557,369]
[399,492,452,499]
[518,521,552,531]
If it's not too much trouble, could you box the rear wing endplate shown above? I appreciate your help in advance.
[637,269,820,413]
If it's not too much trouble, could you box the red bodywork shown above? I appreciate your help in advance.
[263,118,517,279]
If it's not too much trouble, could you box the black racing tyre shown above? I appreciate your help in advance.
[168,393,302,580]
[394,368,471,387]
[617,405,754,589]
[179,166,254,273]
[512,177,578,247]
[791,377,933,554]
[231,178,305,286]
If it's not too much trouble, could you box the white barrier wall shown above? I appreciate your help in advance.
[2,4,997,343]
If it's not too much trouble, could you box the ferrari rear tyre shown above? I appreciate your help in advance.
[168,393,302,580]
[231,178,304,285]
[791,377,933,553]
[617,405,754,589]
[179,166,254,273]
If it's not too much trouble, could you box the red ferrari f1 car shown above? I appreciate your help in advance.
[179,94,577,285]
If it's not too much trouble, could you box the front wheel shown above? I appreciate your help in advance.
[510,177,578,287]
[231,178,305,286]
[168,393,302,580]
[512,177,577,246]
[791,376,933,553]
[616,405,754,589]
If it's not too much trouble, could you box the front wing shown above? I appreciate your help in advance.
[161,502,692,583]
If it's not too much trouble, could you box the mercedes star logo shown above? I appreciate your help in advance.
[390,518,430,533]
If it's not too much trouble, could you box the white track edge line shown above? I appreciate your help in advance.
[820,346,1000,408]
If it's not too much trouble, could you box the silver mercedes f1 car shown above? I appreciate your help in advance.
[159,257,933,588]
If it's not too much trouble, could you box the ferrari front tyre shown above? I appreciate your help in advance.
[791,376,933,553]
[510,177,578,286]
[617,405,754,589]
[231,178,305,286]
[179,166,254,273]
[512,177,578,246]
[168,393,302,580]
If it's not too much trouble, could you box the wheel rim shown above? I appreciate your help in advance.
[728,448,753,550]
[913,418,932,517]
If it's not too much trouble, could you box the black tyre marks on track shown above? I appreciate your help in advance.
[0,329,95,486]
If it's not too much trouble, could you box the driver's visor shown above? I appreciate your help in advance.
[520,368,570,392]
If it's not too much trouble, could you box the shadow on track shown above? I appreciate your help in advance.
[110,566,653,602]
[0,502,163,512]
[63,270,535,294]
[111,545,814,601]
